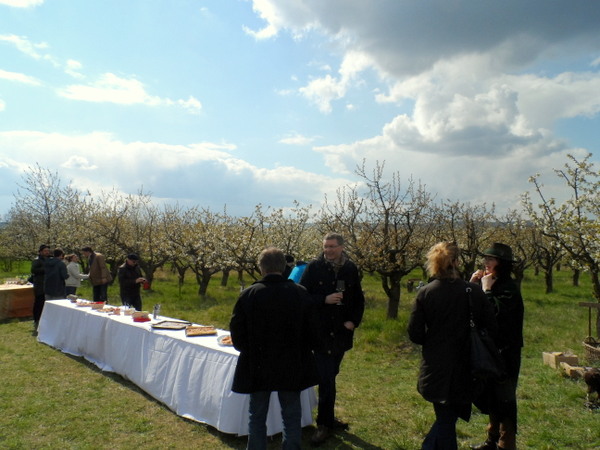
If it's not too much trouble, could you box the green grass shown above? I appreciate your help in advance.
[1,266,600,449]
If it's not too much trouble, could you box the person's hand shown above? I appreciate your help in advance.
[470,269,485,283]
[344,321,355,331]
[136,277,146,284]
[325,293,343,305]
[481,273,496,291]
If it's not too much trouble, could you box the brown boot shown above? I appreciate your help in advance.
[470,420,500,450]
[497,420,517,450]
[310,425,331,446]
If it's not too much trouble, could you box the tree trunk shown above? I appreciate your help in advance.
[221,270,230,287]
[572,269,580,287]
[544,267,553,294]
[197,269,212,297]
[382,273,402,319]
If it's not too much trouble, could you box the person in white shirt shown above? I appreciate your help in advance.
[65,254,89,296]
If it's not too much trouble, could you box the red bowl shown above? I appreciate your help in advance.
[133,317,151,322]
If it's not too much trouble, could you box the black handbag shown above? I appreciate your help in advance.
[466,285,505,380]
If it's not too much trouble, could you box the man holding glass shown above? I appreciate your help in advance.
[300,232,365,445]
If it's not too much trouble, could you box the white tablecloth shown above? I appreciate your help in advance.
[37,300,316,436]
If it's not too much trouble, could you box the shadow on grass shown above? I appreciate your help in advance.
[53,351,389,449]
[59,352,249,447]
[323,429,387,449]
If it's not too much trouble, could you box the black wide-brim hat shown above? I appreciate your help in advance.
[482,242,516,262]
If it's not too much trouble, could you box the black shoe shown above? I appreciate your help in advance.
[469,441,498,450]
[332,418,349,430]
[311,425,331,446]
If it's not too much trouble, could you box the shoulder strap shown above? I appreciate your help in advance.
[465,281,476,327]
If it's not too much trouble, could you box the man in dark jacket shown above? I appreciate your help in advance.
[299,232,365,445]
[230,247,318,450]
[31,244,50,332]
[117,254,146,311]
[43,248,69,300]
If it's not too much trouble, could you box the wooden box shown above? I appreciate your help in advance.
[543,351,579,369]
[0,285,34,320]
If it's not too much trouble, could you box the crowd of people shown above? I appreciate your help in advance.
[232,237,522,450]
[29,245,146,335]
[28,235,523,449]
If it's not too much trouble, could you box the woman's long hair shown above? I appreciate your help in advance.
[425,242,461,280]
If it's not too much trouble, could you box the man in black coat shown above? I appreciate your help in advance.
[117,254,146,311]
[299,232,365,445]
[230,247,318,450]
[31,244,50,333]
[43,248,69,300]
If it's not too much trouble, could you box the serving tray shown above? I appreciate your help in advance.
[151,320,191,330]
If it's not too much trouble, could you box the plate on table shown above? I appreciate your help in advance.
[151,320,191,330]
[217,335,233,346]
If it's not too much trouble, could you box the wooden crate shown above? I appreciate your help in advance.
[0,285,34,320]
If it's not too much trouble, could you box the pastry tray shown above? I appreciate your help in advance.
[151,320,192,330]
[185,325,217,336]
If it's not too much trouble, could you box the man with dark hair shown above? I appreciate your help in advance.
[81,246,112,302]
[117,253,146,311]
[31,244,50,333]
[44,248,69,300]
[230,247,318,449]
[300,232,365,445]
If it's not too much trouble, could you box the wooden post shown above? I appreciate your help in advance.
[578,302,600,338]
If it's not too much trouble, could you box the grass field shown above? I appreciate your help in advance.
[1,263,599,449]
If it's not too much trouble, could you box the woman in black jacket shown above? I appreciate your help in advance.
[469,243,524,450]
[409,242,497,450]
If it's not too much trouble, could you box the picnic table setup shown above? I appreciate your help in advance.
[37,299,317,436]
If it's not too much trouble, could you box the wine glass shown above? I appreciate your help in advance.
[336,280,345,305]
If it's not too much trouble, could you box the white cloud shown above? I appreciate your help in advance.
[177,96,202,115]
[57,73,202,114]
[299,74,344,113]
[0,34,50,61]
[62,155,97,171]
[58,73,161,105]
[0,69,41,85]
[299,50,372,113]
[64,59,84,79]
[0,0,43,8]
[0,131,352,215]
[278,133,315,145]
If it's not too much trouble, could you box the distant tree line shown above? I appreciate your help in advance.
[1,155,599,331]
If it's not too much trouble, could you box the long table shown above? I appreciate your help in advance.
[37,300,316,436]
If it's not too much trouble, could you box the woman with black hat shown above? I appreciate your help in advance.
[469,243,524,450]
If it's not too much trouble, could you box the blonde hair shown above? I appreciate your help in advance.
[425,242,461,279]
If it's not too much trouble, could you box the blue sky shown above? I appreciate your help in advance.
[1,0,599,218]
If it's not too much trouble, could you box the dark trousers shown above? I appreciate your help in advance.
[314,351,345,427]
[247,390,302,450]
[92,284,108,302]
[33,292,45,323]
[422,402,459,450]
[65,286,77,296]
[121,294,142,311]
